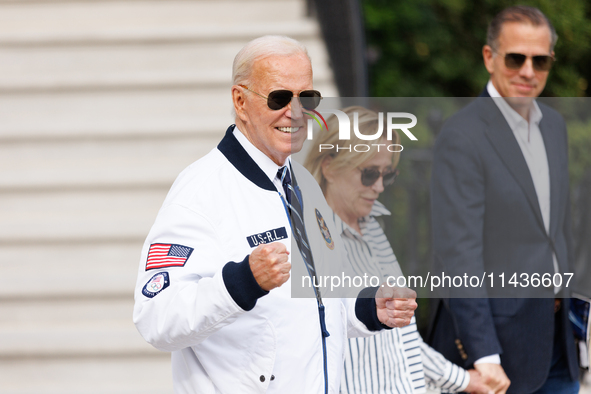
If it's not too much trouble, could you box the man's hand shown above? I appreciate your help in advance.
[465,369,494,394]
[474,363,510,394]
[375,286,417,328]
[249,242,290,291]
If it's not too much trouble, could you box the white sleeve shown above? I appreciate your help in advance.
[420,336,470,393]
[133,203,266,352]
[343,297,379,338]
[474,354,501,365]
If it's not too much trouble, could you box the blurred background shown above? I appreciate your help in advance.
[0,0,589,393]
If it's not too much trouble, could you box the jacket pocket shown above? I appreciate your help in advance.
[245,320,277,391]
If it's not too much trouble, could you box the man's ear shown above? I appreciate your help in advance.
[321,155,334,183]
[232,85,248,122]
[483,45,495,74]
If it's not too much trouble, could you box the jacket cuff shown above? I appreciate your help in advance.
[355,287,393,331]
[222,255,269,311]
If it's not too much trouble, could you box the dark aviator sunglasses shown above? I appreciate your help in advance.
[358,167,399,187]
[239,84,322,111]
[502,52,554,71]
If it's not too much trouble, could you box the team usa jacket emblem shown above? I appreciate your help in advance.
[247,227,288,247]
[142,272,170,298]
[315,209,335,250]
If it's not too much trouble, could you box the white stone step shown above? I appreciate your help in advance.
[0,134,222,190]
[0,82,338,140]
[0,39,333,92]
[0,242,143,298]
[0,88,234,139]
[0,188,166,242]
[0,0,308,44]
[0,357,173,394]
[0,298,157,357]
[0,20,319,47]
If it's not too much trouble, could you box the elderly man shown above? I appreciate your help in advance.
[133,35,416,393]
[428,6,579,394]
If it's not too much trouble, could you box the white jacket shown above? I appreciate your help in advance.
[133,127,379,393]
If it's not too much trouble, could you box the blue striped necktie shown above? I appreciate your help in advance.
[277,166,329,335]
[278,166,292,206]
[278,166,310,276]
[278,165,330,394]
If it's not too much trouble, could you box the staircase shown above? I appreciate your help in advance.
[0,1,336,392]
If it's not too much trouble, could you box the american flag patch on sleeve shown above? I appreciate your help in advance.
[146,243,194,271]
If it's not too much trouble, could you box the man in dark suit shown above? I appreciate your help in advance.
[428,6,580,394]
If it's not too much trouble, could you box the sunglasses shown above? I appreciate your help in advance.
[358,167,399,187]
[502,53,554,71]
[239,84,322,110]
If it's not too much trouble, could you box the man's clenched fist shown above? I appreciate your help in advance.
[249,242,290,291]
[375,286,417,328]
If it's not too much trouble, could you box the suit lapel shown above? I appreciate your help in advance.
[477,98,547,233]
[539,114,560,238]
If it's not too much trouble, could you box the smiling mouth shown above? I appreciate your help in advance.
[513,81,535,89]
[276,127,300,133]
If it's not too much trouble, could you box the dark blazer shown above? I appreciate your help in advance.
[427,90,578,393]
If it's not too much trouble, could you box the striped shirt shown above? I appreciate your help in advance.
[336,201,470,394]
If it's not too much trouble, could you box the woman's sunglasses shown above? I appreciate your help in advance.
[502,53,554,71]
[239,84,322,110]
[358,167,399,187]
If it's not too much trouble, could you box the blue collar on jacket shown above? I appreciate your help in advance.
[217,125,277,192]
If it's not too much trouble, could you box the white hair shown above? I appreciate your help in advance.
[232,35,310,86]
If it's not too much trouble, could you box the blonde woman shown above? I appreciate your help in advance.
[304,107,490,394]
